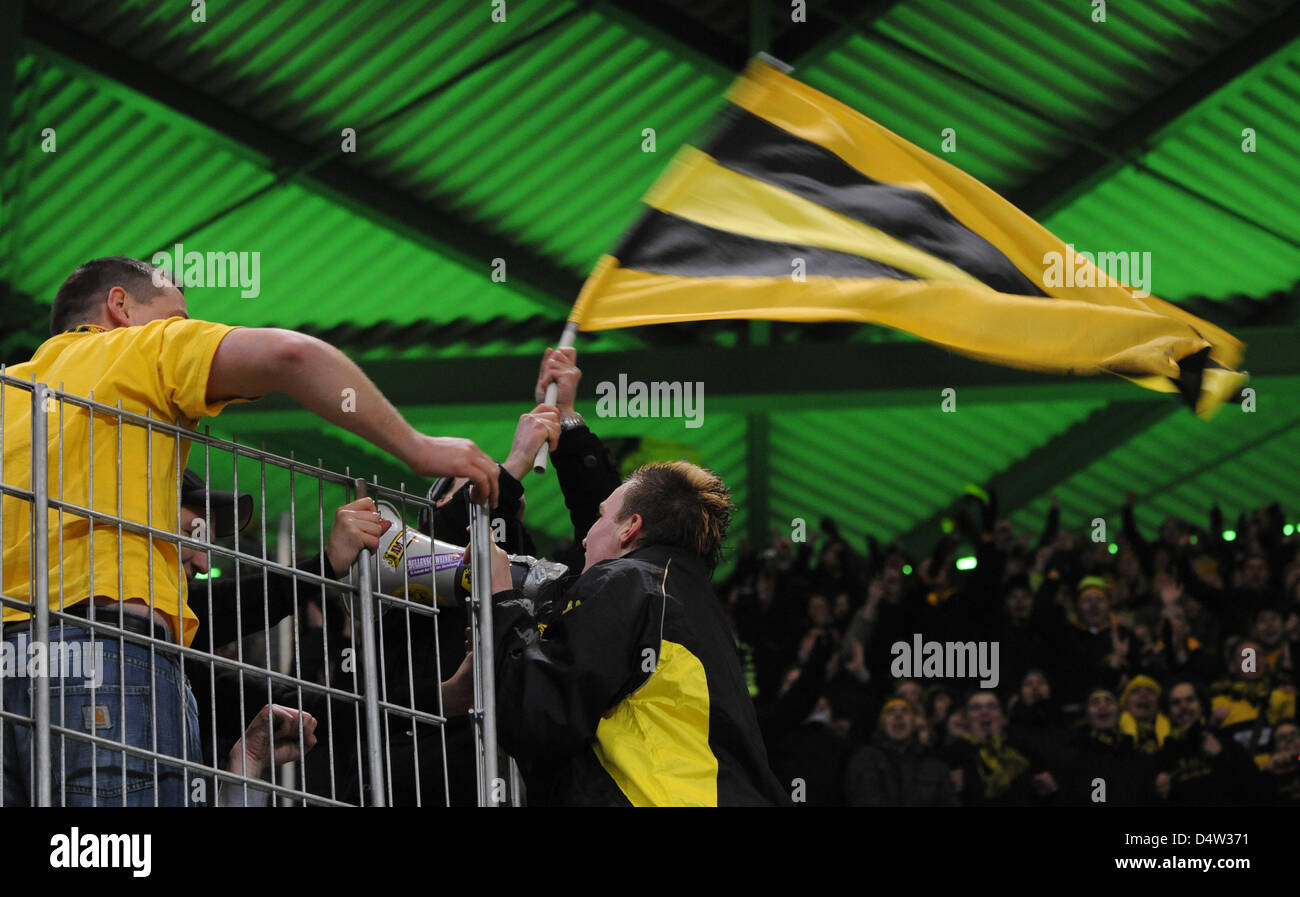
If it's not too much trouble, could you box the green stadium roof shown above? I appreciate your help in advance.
[2,0,1297,561]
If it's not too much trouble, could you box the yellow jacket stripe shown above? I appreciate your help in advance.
[593,639,718,807]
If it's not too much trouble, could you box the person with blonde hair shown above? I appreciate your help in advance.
[485,459,786,806]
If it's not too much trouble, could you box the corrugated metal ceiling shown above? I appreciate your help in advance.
[3,0,1297,565]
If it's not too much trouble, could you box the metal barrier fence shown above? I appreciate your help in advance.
[0,370,516,806]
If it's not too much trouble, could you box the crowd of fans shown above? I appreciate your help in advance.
[721,493,1300,806]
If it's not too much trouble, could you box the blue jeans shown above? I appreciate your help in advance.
[1,623,203,806]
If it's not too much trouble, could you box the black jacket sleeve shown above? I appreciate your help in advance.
[431,465,533,555]
[551,425,621,545]
[491,559,663,760]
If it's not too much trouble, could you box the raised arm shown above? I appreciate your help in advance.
[536,348,621,543]
[206,328,499,505]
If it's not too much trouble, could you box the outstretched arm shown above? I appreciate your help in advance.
[207,327,499,505]
[536,348,622,543]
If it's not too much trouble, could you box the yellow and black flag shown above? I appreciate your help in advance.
[569,59,1246,417]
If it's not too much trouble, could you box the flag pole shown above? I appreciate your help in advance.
[532,320,579,474]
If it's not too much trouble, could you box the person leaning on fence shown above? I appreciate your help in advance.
[0,256,499,806]
[178,472,394,775]
[386,345,619,805]
[483,460,790,806]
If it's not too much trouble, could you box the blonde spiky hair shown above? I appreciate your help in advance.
[618,461,733,570]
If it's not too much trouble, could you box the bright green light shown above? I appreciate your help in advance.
[1108,543,1118,555]
[902,564,913,575]
[194,566,222,580]
[1222,530,1236,542]
[955,556,977,571]
[1285,525,1295,537]
[963,484,989,502]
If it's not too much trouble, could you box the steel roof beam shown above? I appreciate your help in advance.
[594,1,746,80]
[1008,2,1300,219]
[5,275,1295,411]
[0,0,27,314]
[229,325,1296,414]
[594,1,907,77]
[781,0,907,70]
[0,2,23,159]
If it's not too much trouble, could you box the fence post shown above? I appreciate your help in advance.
[30,383,52,807]
[352,479,387,806]
[468,499,500,806]
[508,756,523,807]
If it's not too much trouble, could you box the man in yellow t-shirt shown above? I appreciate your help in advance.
[1,256,501,806]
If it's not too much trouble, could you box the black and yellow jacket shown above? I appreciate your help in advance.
[492,544,788,806]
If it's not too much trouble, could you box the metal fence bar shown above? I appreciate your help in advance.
[468,535,485,804]
[33,715,351,806]
[346,470,365,804]
[30,382,52,807]
[468,498,499,806]
[509,757,523,807]
[81,387,93,807]
[112,399,126,807]
[315,469,340,805]
[375,479,394,806]
[54,388,68,806]
[353,479,386,806]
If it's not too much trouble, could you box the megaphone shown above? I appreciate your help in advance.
[373,500,464,606]
[373,501,568,608]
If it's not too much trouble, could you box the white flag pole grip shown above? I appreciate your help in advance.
[533,322,579,475]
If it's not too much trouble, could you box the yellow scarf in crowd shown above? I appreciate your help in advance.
[1119,711,1171,752]
[966,733,1030,800]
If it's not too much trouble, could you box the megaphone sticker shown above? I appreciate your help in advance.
[383,533,415,568]
[409,552,461,577]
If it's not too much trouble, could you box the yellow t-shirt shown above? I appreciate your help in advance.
[2,318,240,646]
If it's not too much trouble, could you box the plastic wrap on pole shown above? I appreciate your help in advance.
[468,499,501,804]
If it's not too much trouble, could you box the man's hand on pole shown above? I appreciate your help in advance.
[326,497,392,577]
[534,347,581,416]
[503,404,562,480]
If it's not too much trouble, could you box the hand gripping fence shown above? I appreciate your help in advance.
[0,370,520,807]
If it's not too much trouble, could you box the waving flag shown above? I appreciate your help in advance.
[569,59,1246,417]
